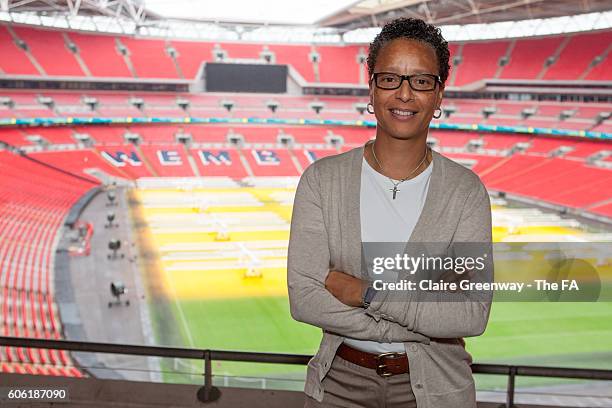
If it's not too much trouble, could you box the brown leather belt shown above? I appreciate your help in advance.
[336,343,409,377]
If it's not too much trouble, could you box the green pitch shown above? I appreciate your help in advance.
[155,296,612,391]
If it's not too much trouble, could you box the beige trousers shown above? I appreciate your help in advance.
[304,355,418,408]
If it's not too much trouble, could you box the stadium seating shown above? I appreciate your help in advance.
[221,42,262,59]
[0,26,39,75]
[20,127,76,145]
[480,134,531,150]
[127,125,184,143]
[453,41,511,86]
[0,89,609,134]
[74,126,128,145]
[0,122,611,226]
[0,129,28,146]
[120,38,179,79]
[68,33,132,77]
[95,146,156,179]
[585,51,612,81]
[243,148,300,176]
[139,144,196,177]
[29,150,127,182]
[190,148,248,178]
[441,152,503,174]
[2,25,610,86]
[293,148,339,169]
[589,201,612,217]
[170,40,215,79]
[0,150,94,376]
[266,44,316,82]
[11,27,85,76]
[499,36,564,80]
[543,31,612,80]
[316,45,362,83]
[430,130,475,148]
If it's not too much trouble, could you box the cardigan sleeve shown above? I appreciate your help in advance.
[287,163,430,344]
[365,180,494,338]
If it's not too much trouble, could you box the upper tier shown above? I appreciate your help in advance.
[0,25,610,84]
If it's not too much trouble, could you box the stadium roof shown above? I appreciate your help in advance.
[1,0,612,42]
[320,0,612,31]
[3,0,612,27]
[0,0,152,24]
[0,0,359,25]
[143,0,359,25]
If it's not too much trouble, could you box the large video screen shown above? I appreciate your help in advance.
[205,63,287,93]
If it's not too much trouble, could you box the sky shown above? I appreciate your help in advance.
[144,0,360,25]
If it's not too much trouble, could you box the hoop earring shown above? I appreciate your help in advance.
[433,108,442,119]
[366,102,374,114]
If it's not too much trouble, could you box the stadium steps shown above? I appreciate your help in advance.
[481,155,552,186]
[585,48,612,81]
[493,39,516,79]
[169,40,215,79]
[11,27,86,76]
[536,35,572,80]
[115,38,137,78]
[448,43,464,86]
[544,31,612,80]
[68,33,132,77]
[580,41,612,80]
[499,37,564,80]
[454,41,510,86]
[236,149,255,177]
[589,201,612,217]
[134,145,159,176]
[583,196,612,211]
[169,48,185,79]
[63,33,92,77]
[182,144,201,176]
[5,26,46,76]
[0,27,38,75]
[121,38,180,79]
[267,44,315,82]
[358,46,368,84]
[312,45,321,82]
[544,174,612,208]
[94,146,156,178]
[90,148,132,179]
[287,149,304,173]
[506,158,591,195]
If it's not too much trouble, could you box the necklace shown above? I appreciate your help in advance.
[369,140,429,200]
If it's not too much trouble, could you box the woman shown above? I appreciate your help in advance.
[287,17,493,408]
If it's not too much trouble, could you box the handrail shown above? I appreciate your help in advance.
[1,336,611,407]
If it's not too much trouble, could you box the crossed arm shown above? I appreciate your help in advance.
[364,182,494,338]
[287,164,493,341]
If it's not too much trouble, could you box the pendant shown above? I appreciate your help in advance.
[391,185,399,199]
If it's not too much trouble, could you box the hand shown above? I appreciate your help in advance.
[325,270,367,307]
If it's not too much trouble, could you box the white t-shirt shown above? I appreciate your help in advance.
[343,153,433,353]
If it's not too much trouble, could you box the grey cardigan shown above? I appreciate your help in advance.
[287,144,493,407]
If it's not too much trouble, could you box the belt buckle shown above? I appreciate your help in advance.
[375,352,403,377]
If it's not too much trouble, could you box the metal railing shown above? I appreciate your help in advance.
[1,336,611,407]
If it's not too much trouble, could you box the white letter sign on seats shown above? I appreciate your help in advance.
[252,150,280,166]
[101,151,143,167]
[158,150,182,166]
[198,150,232,166]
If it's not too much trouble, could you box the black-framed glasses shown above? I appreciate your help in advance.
[372,72,441,91]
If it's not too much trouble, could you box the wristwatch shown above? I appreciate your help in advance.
[362,286,378,309]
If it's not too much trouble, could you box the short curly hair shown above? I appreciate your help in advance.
[367,17,450,86]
